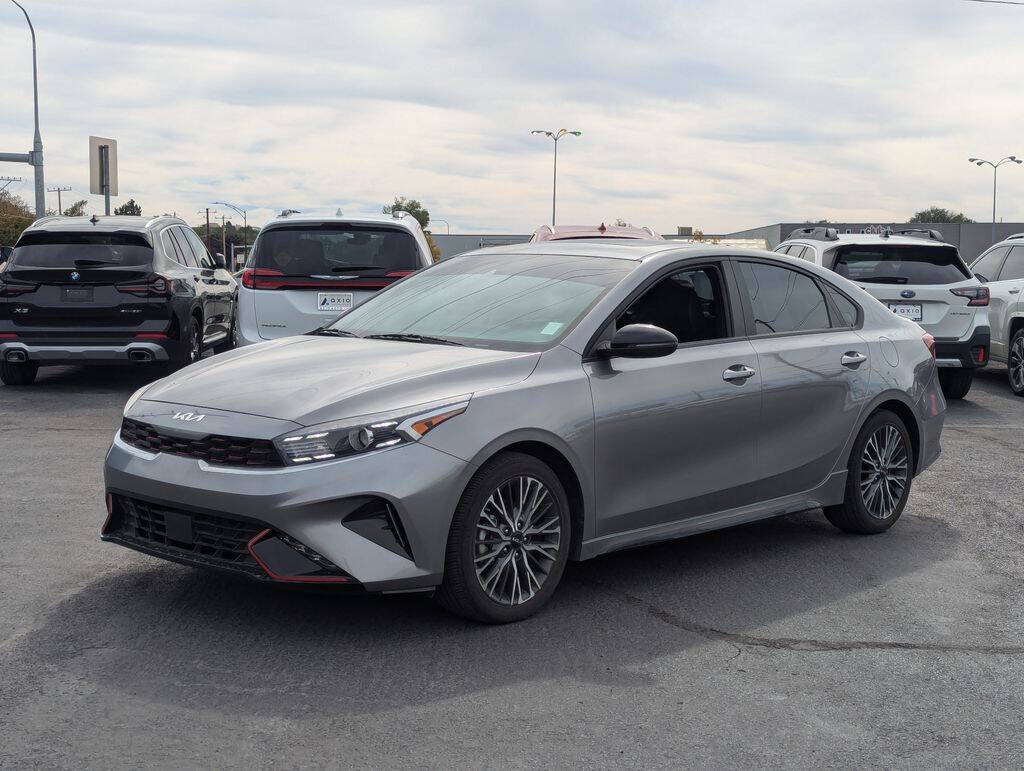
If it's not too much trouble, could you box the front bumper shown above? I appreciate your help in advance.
[102,431,469,592]
[934,326,990,370]
[0,340,169,365]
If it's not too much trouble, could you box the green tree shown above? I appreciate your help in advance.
[114,198,142,216]
[383,196,429,229]
[0,192,35,246]
[62,199,87,217]
[908,207,974,224]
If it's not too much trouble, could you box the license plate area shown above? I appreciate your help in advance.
[163,510,194,546]
[61,286,94,303]
[887,303,922,321]
[317,292,353,312]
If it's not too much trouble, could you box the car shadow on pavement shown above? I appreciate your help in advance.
[15,509,955,718]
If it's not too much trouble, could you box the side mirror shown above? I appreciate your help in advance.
[599,324,678,359]
[974,273,989,283]
[213,253,226,269]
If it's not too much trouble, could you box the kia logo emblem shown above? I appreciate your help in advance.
[900,289,916,299]
[69,271,81,282]
[172,411,205,422]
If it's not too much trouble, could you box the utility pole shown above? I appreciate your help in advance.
[46,185,70,214]
[0,176,22,194]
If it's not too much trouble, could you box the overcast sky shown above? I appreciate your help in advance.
[2,0,1022,234]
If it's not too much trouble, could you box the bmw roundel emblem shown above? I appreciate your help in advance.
[69,271,81,282]
[900,289,915,299]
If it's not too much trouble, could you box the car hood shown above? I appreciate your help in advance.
[139,336,540,426]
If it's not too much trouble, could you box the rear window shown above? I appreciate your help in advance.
[251,224,421,277]
[831,244,970,285]
[10,231,153,269]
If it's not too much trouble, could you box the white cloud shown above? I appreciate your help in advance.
[2,0,1023,233]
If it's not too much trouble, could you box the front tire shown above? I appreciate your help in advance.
[0,360,39,386]
[1008,329,1024,397]
[436,452,571,624]
[825,409,913,534]
[938,368,973,400]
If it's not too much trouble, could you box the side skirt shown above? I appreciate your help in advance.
[578,470,847,561]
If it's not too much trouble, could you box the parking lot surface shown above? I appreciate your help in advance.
[1,364,1022,769]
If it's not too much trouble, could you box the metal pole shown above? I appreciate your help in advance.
[992,165,998,246]
[206,207,212,251]
[220,214,226,258]
[57,187,61,214]
[9,1,44,216]
[100,144,110,215]
[551,138,558,226]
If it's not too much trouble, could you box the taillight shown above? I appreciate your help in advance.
[950,286,989,306]
[922,332,936,359]
[0,277,38,297]
[116,275,172,297]
[0,333,18,340]
[241,268,283,290]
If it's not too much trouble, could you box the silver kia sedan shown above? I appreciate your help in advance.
[103,242,945,623]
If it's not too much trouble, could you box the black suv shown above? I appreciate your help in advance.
[0,215,237,385]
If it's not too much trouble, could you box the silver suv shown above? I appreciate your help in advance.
[970,234,1024,395]
[235,211,433,346]
[776,227,989,399]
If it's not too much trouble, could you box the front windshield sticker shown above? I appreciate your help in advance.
[540,322,564,336]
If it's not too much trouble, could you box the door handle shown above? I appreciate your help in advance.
[1009,288,1021,295]
[841,352,867,367]
[723,365,756,382]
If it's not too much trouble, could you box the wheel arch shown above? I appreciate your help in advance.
[844,391,922,476]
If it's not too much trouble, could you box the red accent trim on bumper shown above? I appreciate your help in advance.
[245,528,353,583]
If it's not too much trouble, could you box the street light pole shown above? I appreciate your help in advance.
[212,200,248,260]
[531,129,582,226]
[969,155,1022,245]
[9,0,44,217]
[430,218,451,234]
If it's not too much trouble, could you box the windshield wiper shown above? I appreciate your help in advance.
[364,333,464,346]
[856,277,909,284]
[73,259,117,267]
[331,265,386,272]
[310,328,361,338]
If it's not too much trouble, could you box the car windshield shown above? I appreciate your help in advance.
[252,224,421,277]
[10,231,153,268]
[326,252,633,351]
[832,244,970,285]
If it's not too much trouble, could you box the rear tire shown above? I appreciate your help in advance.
[436,452,571,624]
[213,313,234,354]
[824,409,913,535]
[162,316,202,374]
[938,368,973,400]
[0,360,39,386]
[1008,329,1024,397]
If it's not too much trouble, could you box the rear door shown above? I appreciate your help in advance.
[0,231,161,341]
[988,246,1024,358]
[830,243,977,339]
[180,227,233,341]
[249,223,423,340]
[735,259,872,500]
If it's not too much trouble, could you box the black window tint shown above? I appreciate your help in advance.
[183,228,215,269]
[739,261,830,334]
[619,265,729,343]
[833,245,970,285]
[998,246,1024,281]
[972,246,1008,283]
[169,229,198,268]
[824,285,858,327]
[10,231,153,268]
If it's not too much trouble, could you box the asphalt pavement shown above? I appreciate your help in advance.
[1,363,1022,769]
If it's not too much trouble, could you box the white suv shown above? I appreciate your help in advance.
[235,212,433,346]
[776,227,989,399]
[970,234,1024,396]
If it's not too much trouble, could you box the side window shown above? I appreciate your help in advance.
[972,246,1009,282]
[183,228,215,269]
[998,245,1024,281]
[161,230,187,266]
[168,228,198,268]
[738,261,830,335]
[801,247,817,263]
[774,245,790,254]
[824,285,859,328]
[788,245,808,260]
[618,265,730,344]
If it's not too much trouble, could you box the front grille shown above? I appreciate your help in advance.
[120,418,282,467]
[109,496,266,577]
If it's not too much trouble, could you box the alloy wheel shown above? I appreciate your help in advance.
[1010,337,1024,393]
[859,424,909,519]
[474,475,561,606]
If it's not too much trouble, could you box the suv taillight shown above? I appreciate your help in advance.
[922,332,936,359]
[115,275,171,297]
[241,268,284,290]
[0,276,38,297]
[950,286,989,306]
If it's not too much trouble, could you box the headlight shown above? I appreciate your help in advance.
[273,396,471,465]
[123,385,150,416]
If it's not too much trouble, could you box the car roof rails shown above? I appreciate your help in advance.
[891,228,944,242]
[1004,233,1024,241]
[786,226,839,242]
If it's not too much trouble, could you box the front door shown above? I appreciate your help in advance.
[586,262,762,536]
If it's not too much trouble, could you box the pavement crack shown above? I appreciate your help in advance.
[585,581,1024,656]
